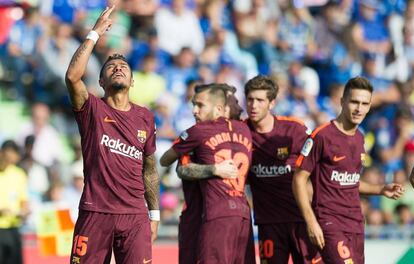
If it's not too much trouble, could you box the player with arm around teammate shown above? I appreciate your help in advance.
[293,76,404,264]
[65,6,160,264]
[161,84,254,264]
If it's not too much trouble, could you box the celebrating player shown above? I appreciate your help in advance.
[293,76,404,263]
[65,6,159,264]
[160,84,254,263]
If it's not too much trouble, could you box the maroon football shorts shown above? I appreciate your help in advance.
[321,231,364,264]
[258,222,322,264]
[178,216,201,264]
[70,210,151,264]
[197,216,254,264]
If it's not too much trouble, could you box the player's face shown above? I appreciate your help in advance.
[192,91,217,123]
[341,88,372,125]
[100,59,133,91]
[246,90,275,123]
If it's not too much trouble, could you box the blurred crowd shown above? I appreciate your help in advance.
[1,0,414,239]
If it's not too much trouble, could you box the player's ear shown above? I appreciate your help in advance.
[99,78,104,88]
[269,99,276,110]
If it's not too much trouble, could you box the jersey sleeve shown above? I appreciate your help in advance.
[144,112,157,155]
[172,124,203,156]
[296,132,324,173]
[72,93,98,134]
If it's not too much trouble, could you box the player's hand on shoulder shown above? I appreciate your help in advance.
[381,183,405,200]
[92,5,115,36]
[214,159,238,179]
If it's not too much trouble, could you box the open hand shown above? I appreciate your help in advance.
[381,183,405,200]
[214,159,238,179]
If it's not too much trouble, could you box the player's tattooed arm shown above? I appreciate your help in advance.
[177,160,238,181]
[65,6,115,110]
[143,154,160,210]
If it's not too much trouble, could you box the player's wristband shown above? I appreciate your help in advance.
[149,210,160,221]
[86,30,99,44]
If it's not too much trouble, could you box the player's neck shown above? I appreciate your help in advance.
[105,92,131,111]
[253,113,274,133]
[333,116,358,136]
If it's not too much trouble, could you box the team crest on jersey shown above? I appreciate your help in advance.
[137,130,147,143]
[301,138,313,157]
[276,147,289,160]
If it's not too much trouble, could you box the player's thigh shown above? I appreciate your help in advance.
[198,217,246,264]
[178,220,200,264]
[322,231,362,264]
[258,224,290,264]
[233,217,255,264]
[290,222,323,264]
[70,211,114,264]
[113,214,151,264]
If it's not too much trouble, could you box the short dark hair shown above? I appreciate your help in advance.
[1,140,20,153]
[244,75,278,101]
[194,83,227,106]
[343,76,373,98]
[99,53,129,78]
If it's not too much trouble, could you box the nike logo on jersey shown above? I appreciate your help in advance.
[333,155,346,162]
[104,116,116,123]
[143,259,152,264]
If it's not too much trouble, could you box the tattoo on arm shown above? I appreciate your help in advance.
[143,154,160,210]
[176,163,215,181]
[69,42,88,68]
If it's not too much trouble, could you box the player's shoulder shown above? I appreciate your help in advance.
[131,103,154,119]
[309,121,332,139]
[275,115,306,126]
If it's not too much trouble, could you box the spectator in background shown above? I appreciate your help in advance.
[19,135,49,203]
[163,47,198,99]
[372,106,413,178]
[129,53,166,108]
[352,0,391,72]
[128,28,171,73]
[173,79,199,134]
[63,160,84,221]
[6,5,43,100]
[39,22,101,102]
[0,140,29,264]
[16,102,64,170]
[155,0,205,55]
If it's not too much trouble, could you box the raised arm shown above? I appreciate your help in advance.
[143,154,160,242]
[177,160,238,181]
[292,169,325,249]
[65,6,114,110]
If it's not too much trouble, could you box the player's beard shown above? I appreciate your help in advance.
[111,81,128,91]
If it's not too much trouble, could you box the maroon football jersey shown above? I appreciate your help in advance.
[73,93,156,214]
[248,116,309,224]
[296,121,365,234]
[173,117,252,220]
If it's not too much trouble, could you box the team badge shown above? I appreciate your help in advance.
[137,130,147,143]
[276,147,289,160]
[301,138,313,157]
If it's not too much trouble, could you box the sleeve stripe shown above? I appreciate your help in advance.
[295,155,304,167]
[310,122,330,138]
[275,116,305,126]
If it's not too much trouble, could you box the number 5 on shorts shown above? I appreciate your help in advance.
[73,235,89,256]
